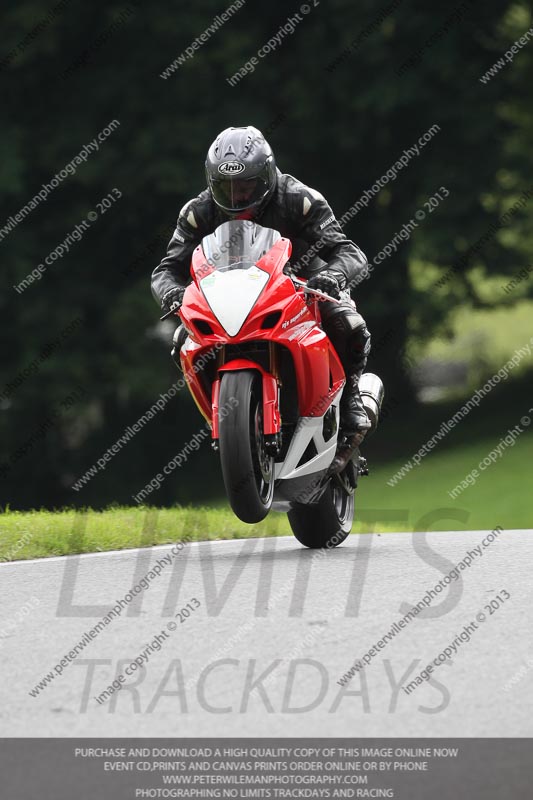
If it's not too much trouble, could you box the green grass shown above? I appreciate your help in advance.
[364,428,533,530]
[0,504,410,562]
[1,420,531,562]
[2,366,531,561]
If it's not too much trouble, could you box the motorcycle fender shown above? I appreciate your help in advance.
[212,360,281,438]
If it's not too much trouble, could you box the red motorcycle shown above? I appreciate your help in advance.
[165,220,383,548]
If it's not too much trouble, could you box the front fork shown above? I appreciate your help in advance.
[211,344,282,455]
[265,342,282,455]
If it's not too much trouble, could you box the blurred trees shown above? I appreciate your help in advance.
[0,0,531,509]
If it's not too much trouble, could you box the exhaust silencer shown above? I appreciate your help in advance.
[359,372,384,432]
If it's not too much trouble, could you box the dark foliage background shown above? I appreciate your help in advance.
[1,0,531,509]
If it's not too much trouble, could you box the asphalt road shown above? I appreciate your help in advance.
[1,529,532,736]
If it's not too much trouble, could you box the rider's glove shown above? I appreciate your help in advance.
[162,286,186,314]
[307,271,342,300]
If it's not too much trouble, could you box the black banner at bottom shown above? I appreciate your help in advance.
[1,738,531,799]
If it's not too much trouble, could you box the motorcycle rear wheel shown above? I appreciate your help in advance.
[219,370,275,524]
[288,474,354,549]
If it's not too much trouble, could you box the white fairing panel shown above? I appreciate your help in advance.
[275,388,343,481]
[200,267,269,337]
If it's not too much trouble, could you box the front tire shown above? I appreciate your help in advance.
[219,370,274,524]
[288,474,354,549]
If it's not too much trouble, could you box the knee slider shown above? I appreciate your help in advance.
[323,307,370,370]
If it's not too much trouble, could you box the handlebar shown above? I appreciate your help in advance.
[291,276,343,305]
[160,307,180,321]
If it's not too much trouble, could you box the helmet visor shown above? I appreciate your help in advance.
[210,176,271,213]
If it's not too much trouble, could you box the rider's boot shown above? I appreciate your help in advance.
[327,369,371,476]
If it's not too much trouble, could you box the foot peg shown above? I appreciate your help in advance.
[326,430,367,477]
[358,455,369,476]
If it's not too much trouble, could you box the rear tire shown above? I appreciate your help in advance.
[288,475,354,549]
[219,370,274,524]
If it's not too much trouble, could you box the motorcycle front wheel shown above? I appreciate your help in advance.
[219,370,275,524]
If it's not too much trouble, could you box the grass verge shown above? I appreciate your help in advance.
[0,505,410,562]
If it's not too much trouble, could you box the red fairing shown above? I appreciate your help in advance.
[255,238,292,275]
[191,244,216,284]
[217,360,281,435]
[178,234,345,435]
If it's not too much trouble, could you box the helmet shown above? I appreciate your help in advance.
[205,126,277,215]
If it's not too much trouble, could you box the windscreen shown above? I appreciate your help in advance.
[201,220,281,271]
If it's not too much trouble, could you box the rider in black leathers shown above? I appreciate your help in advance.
[151,125,371,473]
